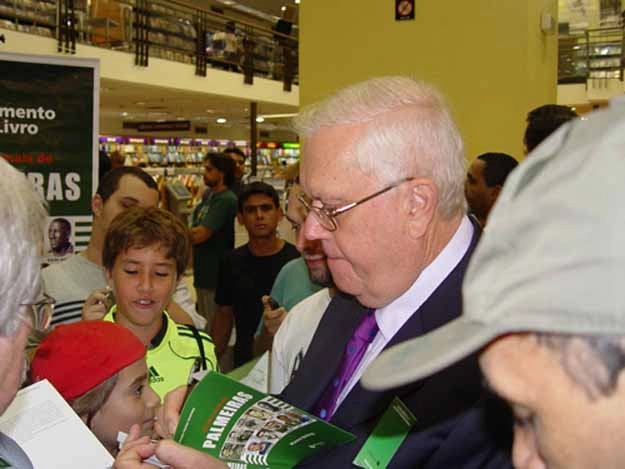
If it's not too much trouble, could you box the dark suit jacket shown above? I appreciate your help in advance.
[281,224,513,468]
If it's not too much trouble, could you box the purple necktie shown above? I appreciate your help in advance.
[313,309,379,421]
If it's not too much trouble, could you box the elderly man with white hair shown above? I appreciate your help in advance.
[276,76,512,467]
[0,157,48,467]
[364,105,625,469]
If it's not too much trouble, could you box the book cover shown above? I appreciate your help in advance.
[175,372,354,468]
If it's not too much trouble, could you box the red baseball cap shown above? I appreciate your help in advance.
[31,321,146,400]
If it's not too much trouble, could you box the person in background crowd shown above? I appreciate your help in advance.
[109,150,126,170]
[264,183,337,392]
[99,149,112,180]
[364,105,625,469]
[223,147,247,196]
[42,167,205,329]
[47,217,74,257]
[30,321,160,456]
[279,76,511,467]
[211,182,299,369]
[253,182,330,356]
[524,104,578,154]
[100,207,217,400]
[465,152,518,227]
[190,154,238,332]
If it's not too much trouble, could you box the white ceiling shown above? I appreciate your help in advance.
[99,78,298,134]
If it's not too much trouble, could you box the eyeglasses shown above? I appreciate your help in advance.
[298,177,414,232]
[20,293,55,332]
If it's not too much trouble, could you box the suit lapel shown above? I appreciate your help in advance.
[332,221,481,428]
[280,292,366,411]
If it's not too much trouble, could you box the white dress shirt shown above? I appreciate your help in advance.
[335,215,474,409]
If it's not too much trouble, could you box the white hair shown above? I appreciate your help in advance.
[0,158,47,336]
[293,76,467,218]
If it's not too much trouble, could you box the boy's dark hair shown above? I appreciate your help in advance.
[238,181,280,213]
[476,153,519,187]
[524,105,578,153]
[102,207,190,277]
[96,167,158,203]
[205,153,236,188]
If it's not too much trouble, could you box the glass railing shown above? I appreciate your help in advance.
[0,0,298,90]
[559,26,624,84]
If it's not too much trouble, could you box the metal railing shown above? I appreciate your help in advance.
[0,0,298,90]
[559,26,624,84]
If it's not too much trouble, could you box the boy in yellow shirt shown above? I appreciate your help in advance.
[100,206,217,399]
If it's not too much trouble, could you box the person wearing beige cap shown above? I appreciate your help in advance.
[364,105,625,469]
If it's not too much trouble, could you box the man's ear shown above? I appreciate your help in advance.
[91,194,104,217]
[236,212,244,226]
[404,179,437,239]
[489,185,502,205]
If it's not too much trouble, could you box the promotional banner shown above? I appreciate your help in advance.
[0,53,99,264]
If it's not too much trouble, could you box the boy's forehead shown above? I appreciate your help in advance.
[243,193,277,208]
[118,244,176,263]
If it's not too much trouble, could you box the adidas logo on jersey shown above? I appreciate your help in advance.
[148,365,165,383]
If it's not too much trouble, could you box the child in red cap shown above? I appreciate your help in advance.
[30,321,160,456]
[99,207,217,400]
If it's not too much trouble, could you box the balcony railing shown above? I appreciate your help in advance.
[0,0,298,91]
[559,26,624,84]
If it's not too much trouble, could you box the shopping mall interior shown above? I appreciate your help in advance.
[2,2,625,466]
[1,0,624,247]
[2,0,624,180]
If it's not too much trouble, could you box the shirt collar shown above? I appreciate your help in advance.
[375,215,474,341]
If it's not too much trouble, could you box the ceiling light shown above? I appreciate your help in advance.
[281,5,287,11]
[571,107,577,111]
[256,116,265,123]
[135,101,146,106]
[216,117,227,124]
[177,117,185,120]
[121,112,128,117]
[294,0,300,4]
[206,109,215,113]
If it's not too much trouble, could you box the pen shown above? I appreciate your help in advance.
[182,357,202,404]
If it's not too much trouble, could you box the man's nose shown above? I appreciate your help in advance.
[303,211,329,241]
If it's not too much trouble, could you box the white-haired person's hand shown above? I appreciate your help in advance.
[154,386,187,439]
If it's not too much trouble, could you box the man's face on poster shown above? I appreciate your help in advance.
[48,220,70,251]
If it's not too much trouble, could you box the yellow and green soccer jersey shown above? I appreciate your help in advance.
[103,308,217,400]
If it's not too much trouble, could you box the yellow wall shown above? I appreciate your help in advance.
[299,1,557,161]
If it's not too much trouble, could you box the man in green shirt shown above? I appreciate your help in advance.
[190,153,238,332]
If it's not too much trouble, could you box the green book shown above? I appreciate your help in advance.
[174,371,355,468]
